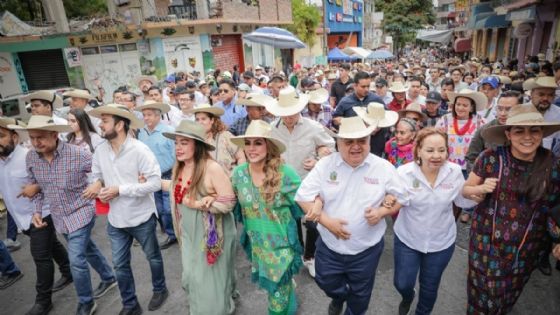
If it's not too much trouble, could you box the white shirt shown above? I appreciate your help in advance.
[542,103,560,152]
[394,162,475,253]
[295,153,408,255]
[193,91,207,105]
[0,145,49,230]
[477,97,498,123]
[161,105,183,127]
[92,137,161,228]
[408,94,426,106]
[271,116,335,179]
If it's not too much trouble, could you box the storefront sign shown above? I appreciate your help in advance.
[64,48,82,67]
[513,23,532,39]
[343,0,353,15]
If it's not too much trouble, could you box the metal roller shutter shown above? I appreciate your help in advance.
[18,49,70,90]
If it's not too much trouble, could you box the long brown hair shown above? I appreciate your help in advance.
[172,138,212,198]
[260,139,283,205]
[197,112,226,139]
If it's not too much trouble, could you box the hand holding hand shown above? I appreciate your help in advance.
[365,207,385,226]
[82,181,102,199]
[18,184,40,198]
[305,195,323,222]
[98,186,119,203]
[479,178,498,194]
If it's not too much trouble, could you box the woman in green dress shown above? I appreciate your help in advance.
[230,120,304,315]
[162,120,237,315]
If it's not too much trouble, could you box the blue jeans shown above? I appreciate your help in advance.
[107,214,166,308]
[393,236,455,315]
[6,211,17,241]
[64,216,115,305]
[154,189,176,240]
[315,237,384,315]
[0,240,20,275]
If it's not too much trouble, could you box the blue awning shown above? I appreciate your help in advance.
[466,2,495,29]
[474,14,510,29]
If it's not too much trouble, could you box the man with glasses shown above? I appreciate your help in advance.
[215,79,246,126]
[242,71,262,93]
[330,63,353,108]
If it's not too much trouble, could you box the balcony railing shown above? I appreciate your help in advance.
[168,0,198,20]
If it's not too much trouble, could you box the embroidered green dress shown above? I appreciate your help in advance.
[232,163,303,315]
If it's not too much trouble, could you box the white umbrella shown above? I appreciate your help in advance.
[243,27,306,49]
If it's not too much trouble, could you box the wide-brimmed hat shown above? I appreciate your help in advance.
[236,93,274,108]
[448,89,487,112]
[162,120,215,150]
[389,81,407,93]
[398,103,428,122]
[187,103,225,116]
[135,100,171,113]
[266,87,309,116]
[7,115,72,133]
[522,76,557,91]
[335,116,376,139]
[482,104,560,145]
[135,75,157,86]
[498,75,512,85]
[89,103,144,129]
[0,117,28,141]
[230,120,286,153]
[307,88,329,104]
[353,102,398,128]
[62,89,94,100]
[22,91,63,109]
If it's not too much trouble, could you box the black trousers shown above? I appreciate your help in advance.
[23,215,71,306]
[303,221,319,260]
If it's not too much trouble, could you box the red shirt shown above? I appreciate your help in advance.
[387,98,411,112]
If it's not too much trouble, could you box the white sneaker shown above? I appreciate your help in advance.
[303,258,315,278]
[3,239,21,252]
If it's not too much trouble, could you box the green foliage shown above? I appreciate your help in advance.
[0,0,41,21]
[0,0,107,20]
[62,0,107,18]
[375,0,435,48]
[286,0,321,49]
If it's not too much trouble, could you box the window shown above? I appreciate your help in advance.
[118,43,137,52]
[81,47,100,55]
[100,45,118,53]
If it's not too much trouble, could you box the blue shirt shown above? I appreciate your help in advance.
[333,92,385,118]
[216,99,247,127]
[138,123,175,173]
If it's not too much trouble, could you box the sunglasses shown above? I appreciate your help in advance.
[219,89,230,94]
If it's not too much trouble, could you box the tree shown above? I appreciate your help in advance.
[375,0,435,56]
[62,0,107,18]
[286,0,321,50]
[0,0,107,21]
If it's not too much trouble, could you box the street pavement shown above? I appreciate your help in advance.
[1,214,559,315]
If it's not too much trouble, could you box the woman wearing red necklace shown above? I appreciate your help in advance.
[436,89,486,222]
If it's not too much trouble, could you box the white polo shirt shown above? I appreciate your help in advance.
[295,152,408,255]
[394,162,476,253]
[542,104,560,153]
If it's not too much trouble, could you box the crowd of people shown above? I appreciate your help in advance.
[1,52,560,315]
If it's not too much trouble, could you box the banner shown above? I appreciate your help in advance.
[64,48,82,67]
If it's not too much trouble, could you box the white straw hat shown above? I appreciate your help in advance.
[162,120,215,150]
[354,102,399,128]
[335,116,376,139]
[89,103,144,129]
[135,100,171,113]
[266,87,309,116]
[187,103,225,116]
[22,91,63,109]
[307,88,329,104]
[7,115,72,133]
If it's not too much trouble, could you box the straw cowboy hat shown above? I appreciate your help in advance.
[236,93,274,108]
[335,116,377,139]
[307,88,329,104]
[162,120,215,150]
[482,104,560,145]
[398,102,428,122]
[135,75,157,86]
[353,102,399,128]
[230,120,286,153]
[62,89,94,100]
[498,75,512,85]
[522,76,557,91]
[187,103,225,116]
[389,81,408,93]
[135,100,171,113]
[448,89,488,112]
[265,87,309,116]
[7,115,72,133]
[89,103,144,129]
[22,91,63,109]
[0,117,28,141]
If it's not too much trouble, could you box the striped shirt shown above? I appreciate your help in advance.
[27,141,95,234]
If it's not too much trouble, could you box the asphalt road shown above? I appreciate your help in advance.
[1,214,559,315]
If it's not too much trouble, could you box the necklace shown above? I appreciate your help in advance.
[453,117,473,135]
[174,176,192,205]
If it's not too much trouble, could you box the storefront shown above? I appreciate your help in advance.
[325,0,363,50]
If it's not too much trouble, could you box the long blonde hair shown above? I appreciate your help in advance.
[260,139,283,205]
[172,139,212,198]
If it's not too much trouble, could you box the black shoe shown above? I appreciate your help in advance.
[0,271,23,289]
[25,303,53,315]
[538,256,552,276]
[119,303,143,315]
[76,301,96,315]
[93,279,117,299]
[398,289,416,315]
[328,299,343,315]
[148,289,169,311]
[52,275,73,292]
[159,237,177,250]
[556,260,560,272]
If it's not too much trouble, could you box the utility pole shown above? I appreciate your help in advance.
[323,0,328,56]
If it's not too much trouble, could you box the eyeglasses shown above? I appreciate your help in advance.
[375,85,384,88]
[219,89,230,94]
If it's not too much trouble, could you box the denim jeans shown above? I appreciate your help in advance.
[64,216,115,305]
[154,190,176,241]
[0,239,20,275]
[393,236,455,315]
[6,211,17,241]
[107,214,166,308]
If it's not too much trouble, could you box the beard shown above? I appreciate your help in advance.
[0,141,15,157]
[536,101,551,113]
[101,129,118,140]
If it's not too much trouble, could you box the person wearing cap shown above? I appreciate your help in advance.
[230,93,274,136]
[462,104,560,315]
[423,91,446,127]
[215,79,247,127]
[230,120,304,315]
[25,90,68,127]
[303,88,333,130]
[333,72,385,126]
[189,104,245,175]
[330,63,353,108]
[160,120,237,315]
[185,80,206,105]
[406,76,426,106]
[387,81,412,112]
[295,116,407,315]
[136,101,177,250]
[478,76,500,121]
[254,65,269,83]
[174,87,197,122]
[523,76,560,154]
[384,117,418,168]
[439,78,455,112]
[237,83,251,99]
[147,86,183,127]
[11,115,117,315]
[1,117,72,314]
[84,104,168,314]
[242,71,262,93]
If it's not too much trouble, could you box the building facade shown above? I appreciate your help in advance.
[324,0,363,50]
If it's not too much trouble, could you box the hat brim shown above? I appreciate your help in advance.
[308,89,329,104]
[8,124,72,133]
[23,94,64,109]
[335,125,376,139]
[266,94,310,117]
[62,91,94,100]
[230,135,286,154]
[354,107,399,128]
[162,130,215,150]
[398,109,428,122]
[89,107,144,129]
[448,91,487,112]
[481,123,560,145]
[136,103,171,114]
[187,107,225,116]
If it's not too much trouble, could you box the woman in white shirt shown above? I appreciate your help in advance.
[66,108,104,153]
[393,128,475,315]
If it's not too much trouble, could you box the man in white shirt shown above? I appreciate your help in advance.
[295,117,407,315]
[406,76,426,106]
[0,117,72,315]
[146,86,182,127]
[478,76,500,121]
[84,104,168,314]
[524,76,560,155]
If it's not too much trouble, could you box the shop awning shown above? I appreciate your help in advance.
[454,38,471,53]
[415,29,453,44]
[342,47,372,59]
[506,5,536,21]
[448,12,456,18]
[474,14,510,29]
